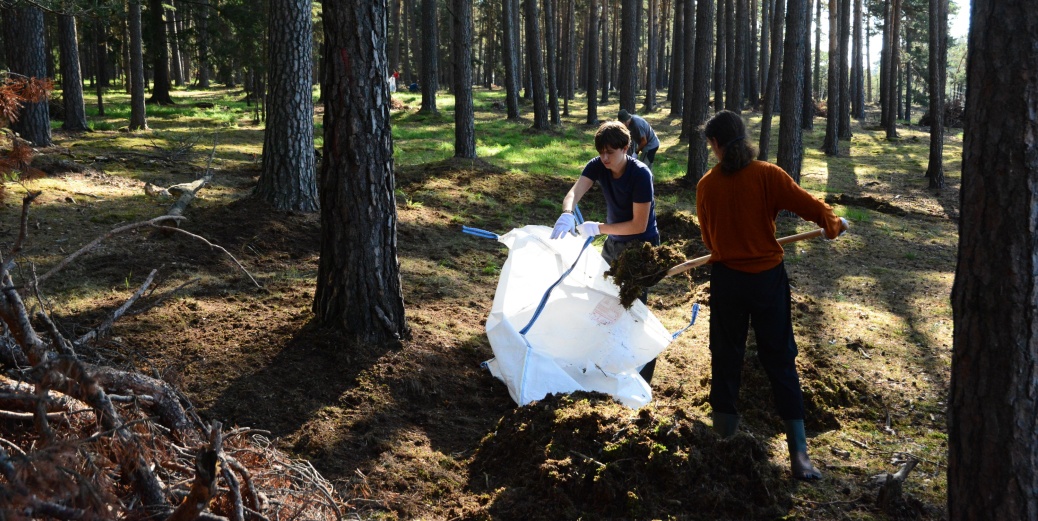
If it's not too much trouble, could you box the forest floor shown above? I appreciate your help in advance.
[5,88,958,520]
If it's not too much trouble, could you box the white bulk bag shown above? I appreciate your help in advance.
[483,225,673,408]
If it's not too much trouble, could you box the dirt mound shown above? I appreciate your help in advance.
[467,392,794,520]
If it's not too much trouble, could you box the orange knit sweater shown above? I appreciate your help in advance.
[696,160,844,273]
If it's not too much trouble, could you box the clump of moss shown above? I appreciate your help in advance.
[605,242,688,308]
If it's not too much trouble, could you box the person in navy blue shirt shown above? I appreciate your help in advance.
[549,120,661,383]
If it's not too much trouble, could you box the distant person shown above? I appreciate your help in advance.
[408,81,420,93]
[549,120,661,383]
[696,110,848,480]
[618,109,660,168]
[388,73,397,92]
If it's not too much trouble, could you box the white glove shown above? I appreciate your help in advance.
[551,212,576,239]
[839,217,849,236]
[576,221,601,237]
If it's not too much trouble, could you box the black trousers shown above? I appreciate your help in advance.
[603,236,661,383]
[708,261,806,420]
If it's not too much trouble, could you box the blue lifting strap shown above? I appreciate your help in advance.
[671,303,700,339]
[518,235,596,336]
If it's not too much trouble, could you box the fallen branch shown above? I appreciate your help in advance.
[155,226,261,288]
[165,139,218,219]
[75,269,158,345]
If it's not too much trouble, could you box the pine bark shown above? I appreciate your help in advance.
[823,0,840,155]
[453,0,476,157]
[713,0,726,110]
[257,0,318,212]
[801,0,814,131]
[758,0,784,160]
[58,14,89,132]
[526,0,550,129]
[128,1,148,130]
[543,0,561,125]
[167,3,184,87]
[147,0,175,105]
[850,0,864,119]
[683,0,713,186]
[837,0,851,138]
[196,0,210,87]
[4,7,52,146]
[419,0,439,114]
[618,0,638,111]
[586,0,601,124]
[315,0,410,344]
[642,0,658,112]
[668,0,684,117]
[924,0,946,189]
[776,0,809,183]
[502,0,521,119]
[949,0,1038,516]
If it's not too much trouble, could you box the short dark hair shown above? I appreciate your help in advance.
[617,109,632,122]
[595,121,631,152]
[703,110,757,173]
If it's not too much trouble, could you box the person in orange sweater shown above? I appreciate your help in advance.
[696,110,848,480]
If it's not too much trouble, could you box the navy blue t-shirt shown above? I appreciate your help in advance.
[580,156,659,243]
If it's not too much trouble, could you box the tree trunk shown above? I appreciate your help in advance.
[728,0,746,113]
[257,0,318,213]
[391,0,402,72]
[526,0,550,129]
[777,0,809,183]
[618,0,638,111]
[837,0,851,138]
[657,0,670,91]
[924,0,946,189]
[758,0,784,160]
[713,0,726,111]
[419,0,439,114]
[813,0,821,98]
[93,19,107,116]
[502,0,521,119]
[453,0,476,157]
[949,0,1038,517]
[679,0,696,140]
[668,0,684,116]
[600,0,611,103]
[823,0,840,155]
[167,3,184,87]
[724,0,738,111]
[747,0,759,107]
[315,0,410,345]
[642,0,658,112]
[58,14,89,132]
[851,0,864,119]
[800,0,813,131]
[543,0,561,125]
[683,0,713,186]
[760,0,771,109]
[885,0,901,138]
[147,0,175,105]
[586,0,601,124]
[128,0,148,130]
[4,7,52,146]
[196,0,210,87]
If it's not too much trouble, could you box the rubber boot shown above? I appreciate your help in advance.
[712,412,740,438]
[784,419,822,480]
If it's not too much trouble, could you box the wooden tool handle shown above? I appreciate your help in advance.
[664,228,827,277]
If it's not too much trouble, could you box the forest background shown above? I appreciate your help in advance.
[0,0,1034,520]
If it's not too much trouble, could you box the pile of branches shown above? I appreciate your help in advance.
[0,192,344,519]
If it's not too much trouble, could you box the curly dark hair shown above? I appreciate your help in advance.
[703,110,758,174]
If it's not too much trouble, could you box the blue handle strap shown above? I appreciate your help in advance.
[461,226,500,240]
[671,303,700,340]
[519,235,596,335]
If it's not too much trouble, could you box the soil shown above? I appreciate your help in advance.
[2,117,956,520]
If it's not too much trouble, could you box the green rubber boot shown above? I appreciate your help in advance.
[712,412,740,438]
[784,419,822,480]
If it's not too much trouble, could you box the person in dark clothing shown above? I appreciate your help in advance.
[550,121,661,383]
[696,110,848,480]
[618,109,660,168]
